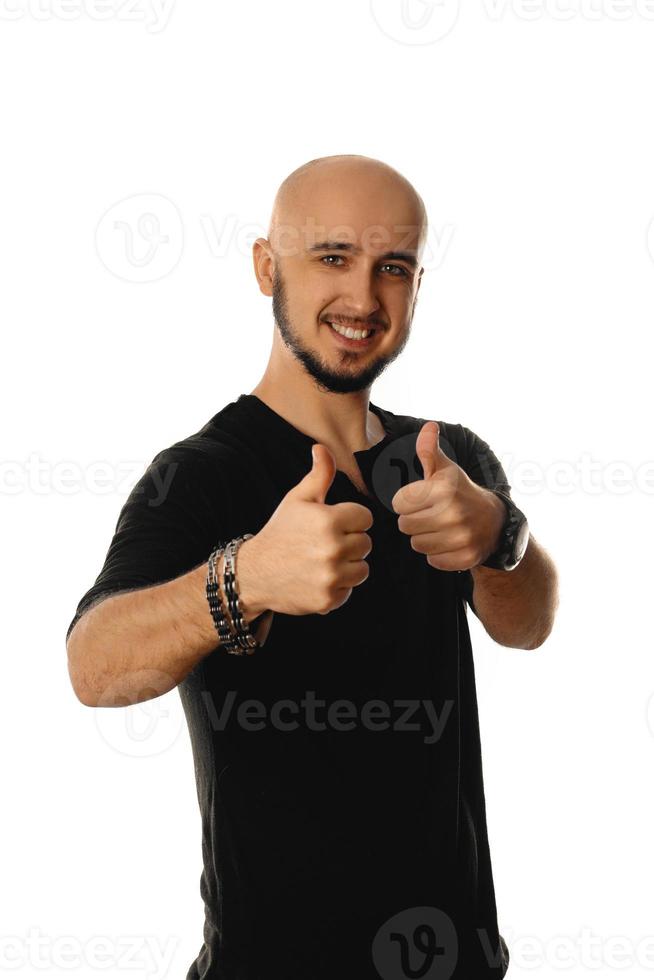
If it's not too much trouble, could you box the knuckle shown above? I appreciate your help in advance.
[328,537,344,562]
[335,587,352,610]
[317,508,335,534]
[322,525,342,553]
[459,528,475,549]
[320,590,337,614]
[321,565,339,591]
[463,547,480,567]
[315,588,332,614]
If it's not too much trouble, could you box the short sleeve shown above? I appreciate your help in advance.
[451,424,512,618]
[66,444,232,643]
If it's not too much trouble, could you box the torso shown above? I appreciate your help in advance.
[340,464,372,498]
[335,410,386,498]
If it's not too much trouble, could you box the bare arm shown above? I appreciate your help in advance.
[67,540,271,708]
[68,442,374,708]
[469,524,559,651]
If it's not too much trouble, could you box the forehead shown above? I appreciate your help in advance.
[274,164,424,256]
[273,186,423,260]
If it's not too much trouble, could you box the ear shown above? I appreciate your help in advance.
[252,237,275,297]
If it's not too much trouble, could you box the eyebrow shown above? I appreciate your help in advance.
[307,240,419,271]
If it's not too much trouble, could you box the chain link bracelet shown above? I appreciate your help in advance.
[205,535,262,655]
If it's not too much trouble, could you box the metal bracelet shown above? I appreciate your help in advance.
[206,543,241,655]
[222,534,260,653]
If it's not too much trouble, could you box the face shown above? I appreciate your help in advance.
[261,171,424,395]
[272,266,414,394]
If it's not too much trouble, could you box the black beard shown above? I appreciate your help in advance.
[271,270,409,395]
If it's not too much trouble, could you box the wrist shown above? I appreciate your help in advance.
[232,535,271,621]
[483,488,508,561]
[480,488,530,572]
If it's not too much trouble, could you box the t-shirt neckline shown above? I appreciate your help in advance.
[238,393,395,456]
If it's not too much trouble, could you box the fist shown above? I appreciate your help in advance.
[391,421,505,571]
[246,444,374,616]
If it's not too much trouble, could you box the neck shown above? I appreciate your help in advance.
[249,370,385,456]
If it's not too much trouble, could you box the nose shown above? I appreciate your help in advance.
[340,266,382,322]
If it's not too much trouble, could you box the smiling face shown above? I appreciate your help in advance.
[254,156,427,394]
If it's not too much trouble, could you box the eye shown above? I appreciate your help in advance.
[381,263,410,278]
[320,255,410,277]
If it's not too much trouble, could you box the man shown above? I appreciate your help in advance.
[66,154,559,979]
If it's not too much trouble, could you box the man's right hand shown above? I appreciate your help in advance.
[239,444,374,617]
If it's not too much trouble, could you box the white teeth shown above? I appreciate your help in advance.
[328,322,371,340]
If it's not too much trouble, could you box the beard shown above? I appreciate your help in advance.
[271,270,410,395]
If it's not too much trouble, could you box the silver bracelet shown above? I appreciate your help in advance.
[222,534,260,654]
[206,544,241,655]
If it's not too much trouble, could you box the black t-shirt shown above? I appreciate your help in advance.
[66,393,512,980]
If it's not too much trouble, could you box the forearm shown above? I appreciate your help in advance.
[470,533,559,650]
[67,539,272,707]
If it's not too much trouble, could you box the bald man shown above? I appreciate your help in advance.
[67,154,558,979]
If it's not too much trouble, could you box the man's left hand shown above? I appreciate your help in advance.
[391,421,506,572]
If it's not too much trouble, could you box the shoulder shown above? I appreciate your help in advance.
[372,401,469,463]
[116,426,245,520]
[373,403,510,490]
[140,405,249,486]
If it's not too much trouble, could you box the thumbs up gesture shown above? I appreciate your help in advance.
[391,421,506,572]
[247,445,374,616]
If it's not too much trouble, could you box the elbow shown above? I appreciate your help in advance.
[526,581,560,650]
[487,615,555,651]
[522,615,557,651]
[519,573,560,650]
[522,633,548,651]
[67,622,100,707]
[71,682,99,708]
[67,647,98,707]
[493,633,545,651]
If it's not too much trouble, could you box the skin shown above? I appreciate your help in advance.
[67,156,558,711]
[66,157,556,714]
[251,154,428,482]
[249,154,559,649]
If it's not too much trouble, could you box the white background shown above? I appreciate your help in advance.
[1,1,652,977]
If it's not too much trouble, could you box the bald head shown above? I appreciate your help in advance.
[252,154,427,396]
[267,154,428,267]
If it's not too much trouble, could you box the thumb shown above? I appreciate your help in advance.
[291,443,337,504]
[415,420,449,481]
